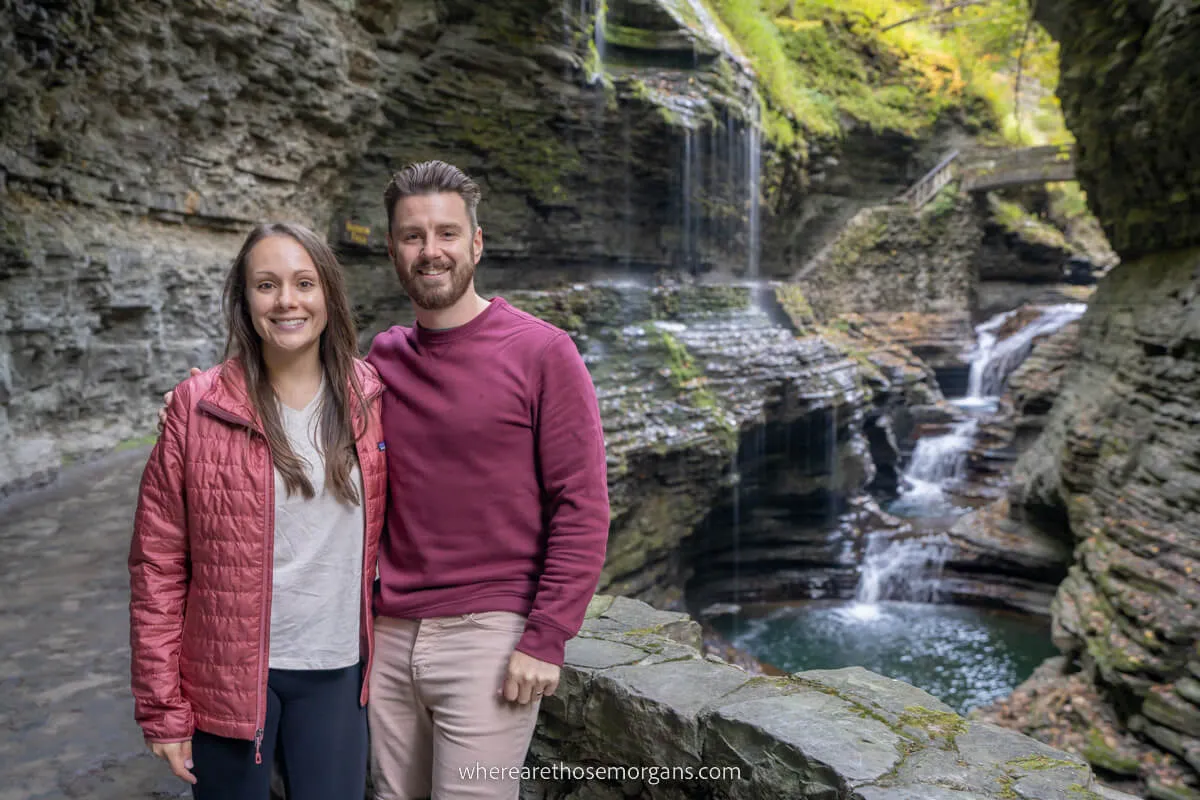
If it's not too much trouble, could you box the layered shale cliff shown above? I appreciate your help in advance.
[0,0,992,497]
[969,3,1200,797]
[0,0,756,494]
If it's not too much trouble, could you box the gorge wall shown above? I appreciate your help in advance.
[969,2,1200,797]
[0,0,980,498]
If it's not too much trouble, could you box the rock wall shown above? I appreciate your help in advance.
[530,593,1138,800]
[0,0,756,495]
[969,2,1200,795]
[0,0,976,496]
[1,0,384,494]
[1034,1,1200,259]
[1007,251,1200,791]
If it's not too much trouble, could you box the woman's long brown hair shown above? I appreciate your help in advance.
[223,222,368,505]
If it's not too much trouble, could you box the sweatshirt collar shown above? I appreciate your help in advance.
[415,297,505,347]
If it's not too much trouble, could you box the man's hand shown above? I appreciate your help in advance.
[501,650,560,705]
[157,367,203,432]
[150,740,197,785]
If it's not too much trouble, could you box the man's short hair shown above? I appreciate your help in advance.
[384,160,482,234]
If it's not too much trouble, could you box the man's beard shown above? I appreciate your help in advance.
[399,249,475,311]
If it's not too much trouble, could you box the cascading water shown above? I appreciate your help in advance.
[848,533,953,619]
[892,303,1087,515]
[890,419,979,517]
[957,303,1087,409]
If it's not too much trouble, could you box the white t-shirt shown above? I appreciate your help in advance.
[268,386,364,670]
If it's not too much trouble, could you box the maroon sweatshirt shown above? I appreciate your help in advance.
[366,298,610,665]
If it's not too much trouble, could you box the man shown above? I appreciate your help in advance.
[160,160,610,799]
[365,160,610,798]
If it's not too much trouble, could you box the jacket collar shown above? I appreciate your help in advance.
[199,358,381,432]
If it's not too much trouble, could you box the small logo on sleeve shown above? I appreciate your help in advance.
[378,441,387,451]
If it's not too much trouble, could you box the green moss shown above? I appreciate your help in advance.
[898,705,967,749]
[449,107,581,206]
[604,23,670,50]
[697,0,825,146]
[506,286,626,336]
[1081,728,1140,776]
[650,285,751,319]
[1066,784,1104,800]
[774,284,816,332]
[827,213,889,271]
[1048,182,1091,221]
[989,195,1072,251]
[656,329,701,386]
[635,324,738,452]
[115,434,158,452]
[924,182,959,219]
[1005,754,1078,772]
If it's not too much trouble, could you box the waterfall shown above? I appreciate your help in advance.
[961,303,1087,403]
[677,110,762,275]
[904,418,978,488]
[850,533,953,618]
[747,117,761,278]
[682,127,695,271]
[588,0,606,84]
[890,419,978,516]
[621,110,634,273]
[892,303,1087,516]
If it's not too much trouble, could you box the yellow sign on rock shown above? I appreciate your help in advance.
[344,220,371,246]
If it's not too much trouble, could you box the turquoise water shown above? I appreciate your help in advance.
[711,600,1059,714]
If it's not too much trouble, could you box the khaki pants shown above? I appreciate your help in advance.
[368,612,542,799]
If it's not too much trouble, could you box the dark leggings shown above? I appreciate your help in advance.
[191,663,367,800]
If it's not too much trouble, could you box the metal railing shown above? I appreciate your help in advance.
[900,150,959,210]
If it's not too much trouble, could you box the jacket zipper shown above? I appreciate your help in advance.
[255,432,274,765]
[355,387,383,707]
[198,398,272,764]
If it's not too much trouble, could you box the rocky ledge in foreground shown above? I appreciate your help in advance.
[529,594,1138,800]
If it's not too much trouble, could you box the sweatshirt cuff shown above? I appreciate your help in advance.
[515,618,571,666]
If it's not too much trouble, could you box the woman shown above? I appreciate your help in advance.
[129,223,386,799]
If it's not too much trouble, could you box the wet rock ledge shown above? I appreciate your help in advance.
[527,594,1138,800]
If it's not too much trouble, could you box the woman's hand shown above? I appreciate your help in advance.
[150,740,197,785]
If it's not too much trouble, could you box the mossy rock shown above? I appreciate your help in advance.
[775,283,815,331]
[1082,728,1141,777]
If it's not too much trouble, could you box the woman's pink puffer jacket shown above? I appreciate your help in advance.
[128,358,387,754]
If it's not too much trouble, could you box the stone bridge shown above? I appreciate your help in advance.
[902,145,1077,209]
